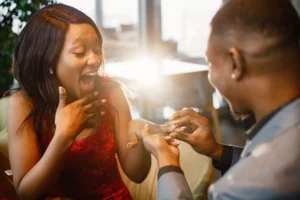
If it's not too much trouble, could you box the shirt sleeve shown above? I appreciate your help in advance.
[212,145,243,175]
[157,165,193,200]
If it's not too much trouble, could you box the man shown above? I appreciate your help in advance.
[142,0,300,199]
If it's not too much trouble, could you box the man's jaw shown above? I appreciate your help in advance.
[229,105,254,123]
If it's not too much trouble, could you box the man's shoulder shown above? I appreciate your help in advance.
[210,125,300,199]
[247,125,300,172]
[271,122,300,154]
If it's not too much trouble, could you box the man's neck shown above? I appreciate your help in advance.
[251,86,300,122]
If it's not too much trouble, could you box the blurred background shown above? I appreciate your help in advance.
[1,0,300,151]
[1,0,300,198]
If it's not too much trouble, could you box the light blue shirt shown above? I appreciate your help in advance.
[157,98,300,200]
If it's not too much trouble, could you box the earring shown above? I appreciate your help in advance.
[49,68,54,74]
[231,74,236,79]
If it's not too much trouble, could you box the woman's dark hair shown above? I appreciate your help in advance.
[13,4,105,151]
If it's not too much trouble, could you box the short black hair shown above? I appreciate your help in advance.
[211,0,300,52]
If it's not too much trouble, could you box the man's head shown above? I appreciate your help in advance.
[206,0,300,121]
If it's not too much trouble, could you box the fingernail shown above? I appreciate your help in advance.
[101,111,105,115]
[94,91,99,96]
[101,99,107,103]
[59,86,64,94]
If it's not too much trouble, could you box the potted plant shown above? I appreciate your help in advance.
[0,0,55,96]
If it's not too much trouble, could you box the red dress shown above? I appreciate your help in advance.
[45,88,132,200]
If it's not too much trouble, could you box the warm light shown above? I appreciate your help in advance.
[105,56,208,90]
[105,57,163,88]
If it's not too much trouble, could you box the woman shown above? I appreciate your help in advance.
[7,4,176,200]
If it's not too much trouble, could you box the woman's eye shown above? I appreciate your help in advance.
[74,52,85,57]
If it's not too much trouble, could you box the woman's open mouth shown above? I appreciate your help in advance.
[80,72,97,94]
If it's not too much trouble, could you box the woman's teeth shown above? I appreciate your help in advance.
[81,72,97,85]
[85,72,98,76]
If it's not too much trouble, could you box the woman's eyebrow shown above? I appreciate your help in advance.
[71,37,83,46]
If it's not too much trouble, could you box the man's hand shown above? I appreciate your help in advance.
[168,108,223,160]
[141,124,181,168]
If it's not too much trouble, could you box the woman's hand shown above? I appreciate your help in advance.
[141,124,180,168]
[54,86,105,141]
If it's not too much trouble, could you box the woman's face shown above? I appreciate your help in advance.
[56,23,103,100]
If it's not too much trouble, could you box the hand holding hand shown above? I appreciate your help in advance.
[168,108,223,160]
[141,124,180,168]
[127,119,186,148]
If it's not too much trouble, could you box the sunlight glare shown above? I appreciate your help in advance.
[106,57,163,88]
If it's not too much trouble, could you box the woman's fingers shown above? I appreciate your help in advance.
[160,123,177,133]
[82,99,106,113]
[140,124,150,138]
[75,91,99,107]
[127,134,139,148]
[174,126,187,133]
[84,113,96,120]
[165,136,180,147]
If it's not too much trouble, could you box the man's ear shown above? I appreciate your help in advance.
[229,48,244,81]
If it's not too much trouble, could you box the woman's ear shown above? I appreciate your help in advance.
[229,47,245,81]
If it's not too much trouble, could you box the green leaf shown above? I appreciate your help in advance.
[0,0,56,93]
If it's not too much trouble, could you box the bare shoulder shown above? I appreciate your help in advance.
[109,85,125,97]
[8,90,32,110]
[107,85,129,109]
[7,90,33,133]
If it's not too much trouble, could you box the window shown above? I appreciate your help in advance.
[161,0,222,58]
[58,0,96,21]
[58,0,139,62]
[102,0,138,28]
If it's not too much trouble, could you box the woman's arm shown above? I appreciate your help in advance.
[110,87,180,182]
[7,91,73,200]
[7,89,101,200]
[109,87,155,183]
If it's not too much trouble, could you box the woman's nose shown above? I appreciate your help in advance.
[87,53,101,66]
